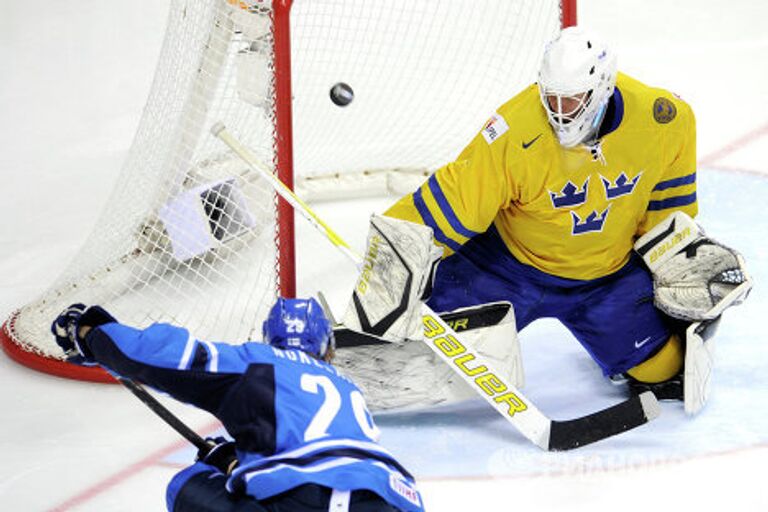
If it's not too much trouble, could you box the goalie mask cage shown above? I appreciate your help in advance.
[2,0,575,382]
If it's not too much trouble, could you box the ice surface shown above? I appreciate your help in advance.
[1,1,767,510]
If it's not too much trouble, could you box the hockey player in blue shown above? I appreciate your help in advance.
[52,298,424,512]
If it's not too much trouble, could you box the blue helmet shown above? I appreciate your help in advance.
[262,297,334,358]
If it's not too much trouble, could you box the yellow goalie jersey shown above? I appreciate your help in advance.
[385,72,697,280]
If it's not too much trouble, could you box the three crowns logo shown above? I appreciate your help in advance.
[551,171,641,235]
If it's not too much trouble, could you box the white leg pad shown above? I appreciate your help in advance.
[684,321,717,415]
[458,305,524,389]
[418,302,524,404]
[335,302,522,410]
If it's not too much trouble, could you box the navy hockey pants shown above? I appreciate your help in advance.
[427,225,677,376]
[167,463,401,512]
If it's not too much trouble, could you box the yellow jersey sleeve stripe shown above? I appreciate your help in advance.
[426,175,480,238]
[413,187,463,252]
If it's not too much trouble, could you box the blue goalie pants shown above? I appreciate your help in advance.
[427,225,677,376]
[167,462,401,512]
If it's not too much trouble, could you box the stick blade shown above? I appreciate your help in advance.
[547,392,660,451]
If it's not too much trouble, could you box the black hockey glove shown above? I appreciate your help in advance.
[197,437,238,474]
[51,303,117,362]
[51,303,88,358]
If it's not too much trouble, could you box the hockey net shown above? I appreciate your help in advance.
[2,0,572,405]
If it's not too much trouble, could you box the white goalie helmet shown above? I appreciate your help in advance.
[538,27,618,148]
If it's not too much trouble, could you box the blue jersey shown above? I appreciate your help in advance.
[85,322,424,511]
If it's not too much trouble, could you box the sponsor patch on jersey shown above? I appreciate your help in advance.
[389,474,421,506]
[481,113,509,144]
[653,97,677,124]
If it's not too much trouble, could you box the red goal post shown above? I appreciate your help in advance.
[272,0,576,297]
[2,0,576,383]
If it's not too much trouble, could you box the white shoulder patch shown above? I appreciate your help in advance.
[481,113,509,144]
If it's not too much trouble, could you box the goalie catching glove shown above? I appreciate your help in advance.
[634,211,752,322]
[343,215,442,342]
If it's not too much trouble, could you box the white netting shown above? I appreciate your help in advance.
[5,0,564,400]
[292,0,558,178]
[12,0,280,356]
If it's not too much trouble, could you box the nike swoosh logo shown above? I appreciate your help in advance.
[634,337,652,349]
[522,133,542,149]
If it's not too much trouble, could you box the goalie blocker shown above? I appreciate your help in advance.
[343,215,442,343]
[633,211,752,414]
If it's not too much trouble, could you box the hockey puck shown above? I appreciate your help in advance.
[330,82,354,107]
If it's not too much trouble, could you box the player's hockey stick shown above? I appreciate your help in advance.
[116,377,211,454]
[212,122,661,451]
[60,336,213,453]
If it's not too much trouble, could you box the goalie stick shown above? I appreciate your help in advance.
[212,122,661,451]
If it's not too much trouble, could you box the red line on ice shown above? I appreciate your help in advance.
[699,121,768,168]
[48,420,222,512]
